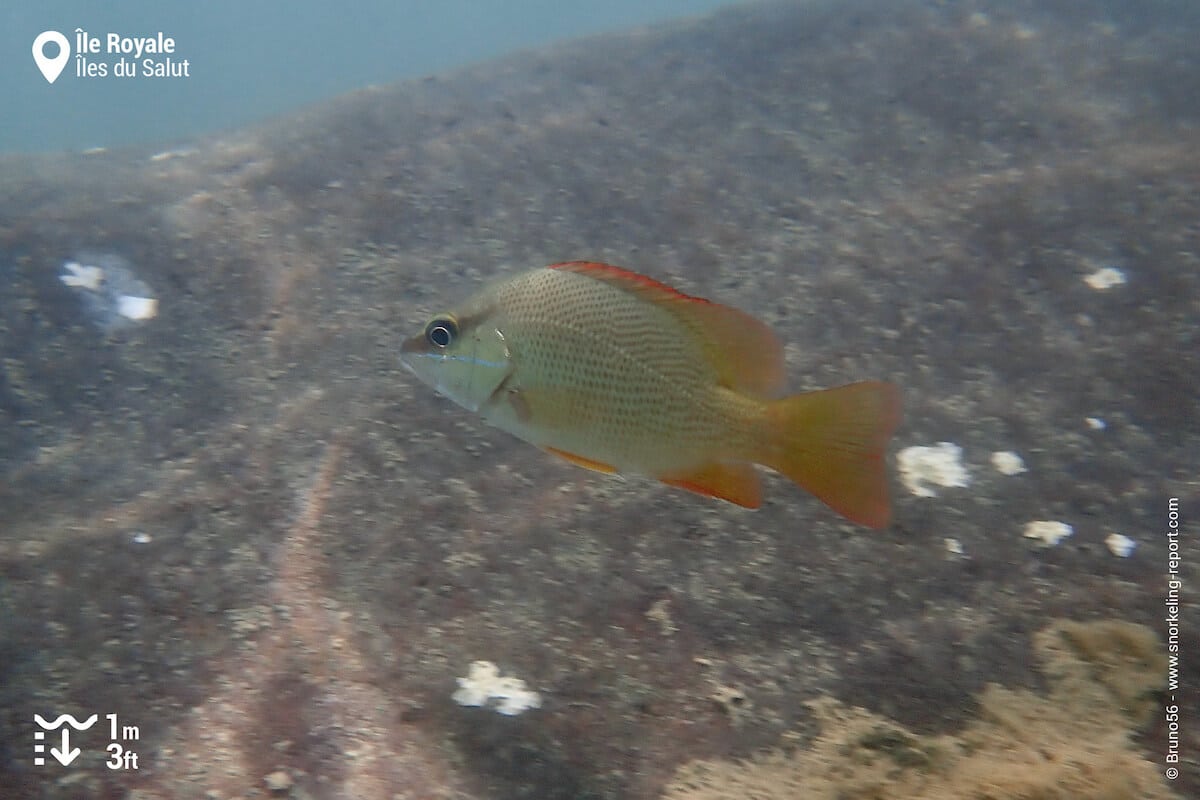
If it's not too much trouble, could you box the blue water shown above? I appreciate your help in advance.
[5,0,734,153]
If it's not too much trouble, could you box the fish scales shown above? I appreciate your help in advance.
[489,268,747,467]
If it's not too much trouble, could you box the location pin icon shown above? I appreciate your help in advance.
[32,31,70,84]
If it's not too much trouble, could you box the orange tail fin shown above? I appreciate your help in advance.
[760,381,902,528]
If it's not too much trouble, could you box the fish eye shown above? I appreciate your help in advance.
[425,316,458,348]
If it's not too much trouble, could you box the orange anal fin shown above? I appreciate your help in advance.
[544,446,618,474]
[660,462,762,509]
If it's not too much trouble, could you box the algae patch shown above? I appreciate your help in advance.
[1036,618,1166,728]
[663,619,1177,799]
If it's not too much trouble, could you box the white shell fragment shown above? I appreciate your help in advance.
[944,538,964,555]
[898,442,971,497]
[1086,417,1107,431]
[1083,266,1127,290]
[1023,520,1074,547]
[991,450,1027,475]
[1105,533,1136,558]
[453,660,541,715]
[117,295,159,321]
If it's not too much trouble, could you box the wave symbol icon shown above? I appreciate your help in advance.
[34,714,98,730]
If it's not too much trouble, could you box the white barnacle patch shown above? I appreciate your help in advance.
[1083,266,1126,290]
[117,295,159,321]
[990,450,1027,476]
[1023,520,1073,547]
[60,261,105,290]
[898,442,971,497]
[453,660,541,715]
[57,252,158,331]
[1105,532,1136,558]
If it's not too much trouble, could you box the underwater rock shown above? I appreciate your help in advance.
[58,251,158,331]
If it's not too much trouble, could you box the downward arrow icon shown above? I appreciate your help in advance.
[51,728,79,766]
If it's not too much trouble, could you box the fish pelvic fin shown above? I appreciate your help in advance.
[760,381,902,528]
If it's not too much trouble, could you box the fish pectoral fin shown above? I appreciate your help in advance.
[544,446,618,474]
[483,368,524,417]
[494,384,593,429]
[659,462,762,509]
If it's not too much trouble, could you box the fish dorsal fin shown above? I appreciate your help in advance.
[549,261,785,397]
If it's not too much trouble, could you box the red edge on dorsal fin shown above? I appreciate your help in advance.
[548,261,713,306]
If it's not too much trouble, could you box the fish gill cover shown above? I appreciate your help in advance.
[0,1,1196,799]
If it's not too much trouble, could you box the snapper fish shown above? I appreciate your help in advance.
[401,261,902,527]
